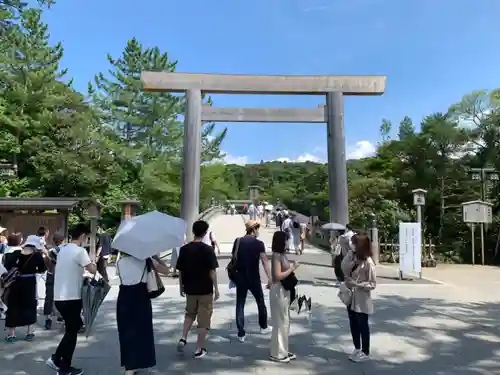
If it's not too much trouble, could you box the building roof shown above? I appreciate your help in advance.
[0,197,83,210]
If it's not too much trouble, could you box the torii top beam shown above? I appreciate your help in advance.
[141,72,386,96]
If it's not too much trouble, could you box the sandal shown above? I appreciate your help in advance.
[4,335,17,343]
[24,333,35,341]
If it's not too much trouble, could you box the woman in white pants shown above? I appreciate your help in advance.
[269,231,300,363]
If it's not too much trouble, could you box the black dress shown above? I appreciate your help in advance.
[4,250,46,328]
[116,281,156,371]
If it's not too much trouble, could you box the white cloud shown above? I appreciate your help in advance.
[346,141,376,160]
[214,140,376,166]
[275,153,324,163]
[222,153,249,165]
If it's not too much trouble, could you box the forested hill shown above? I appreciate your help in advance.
[218,98,500,264]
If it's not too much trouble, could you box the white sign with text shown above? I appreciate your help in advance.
[399,222,422,277]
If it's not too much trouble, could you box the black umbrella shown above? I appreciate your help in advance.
[81,276,111,338]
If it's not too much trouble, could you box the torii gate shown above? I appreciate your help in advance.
[141,72,386,238]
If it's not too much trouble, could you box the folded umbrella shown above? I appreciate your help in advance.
[112,211,187,260]
[81,276,111,338]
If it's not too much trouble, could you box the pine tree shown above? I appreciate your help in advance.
[90,39,227,214]
[0,5,120,197]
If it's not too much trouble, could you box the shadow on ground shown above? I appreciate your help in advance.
[2,287,500,375]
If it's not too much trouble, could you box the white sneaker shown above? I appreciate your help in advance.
[237,335,246,342]
[269,355,290,363]
[351,352,370,363]
[260,327,271,335]
[348,349,361,361]
[46,357,60,371]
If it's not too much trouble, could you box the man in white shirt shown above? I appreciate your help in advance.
[281,212,296,253]
[202,228,221,255]
[46,223,96,375]
[248,204,257,220]
[257,204,264,220]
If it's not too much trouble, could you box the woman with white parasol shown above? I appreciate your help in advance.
[112,211,185,375]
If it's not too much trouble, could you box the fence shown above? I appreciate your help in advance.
[287,209,437,266]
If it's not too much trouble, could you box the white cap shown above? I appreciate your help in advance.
[0,226,6,233]
[22,235,43,250]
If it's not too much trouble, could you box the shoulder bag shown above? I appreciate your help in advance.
[226,237,241,282]
[143,258,165,299]
[281,271,298,291]
[337,262,359,307]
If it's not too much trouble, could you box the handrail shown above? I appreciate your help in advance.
[159,205,224,259]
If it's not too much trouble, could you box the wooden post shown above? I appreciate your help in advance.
[87,201,101,262]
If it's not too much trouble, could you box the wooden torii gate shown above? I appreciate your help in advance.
[141,72,386,239]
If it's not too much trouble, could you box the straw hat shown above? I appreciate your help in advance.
[245,220,260,231]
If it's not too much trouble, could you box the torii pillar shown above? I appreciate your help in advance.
[141,72,386,230]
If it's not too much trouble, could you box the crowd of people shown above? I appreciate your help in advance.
[0,224,113,375]
[0,210,376,374]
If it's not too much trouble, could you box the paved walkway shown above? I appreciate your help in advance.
[4,280,500,375]
[3,214,500,374]
[210,214,323,255]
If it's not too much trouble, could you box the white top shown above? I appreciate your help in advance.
[339,230,356,255]
[201,231,216,247]
[282,217,293,232]
[258,205,264,213]
[54,243,91,301]
[116,256,147,285]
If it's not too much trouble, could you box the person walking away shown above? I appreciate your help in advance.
[248,203,257,221]
[334,225,355,285]
[176,220,219,358]
[46,223,96,375]
[96,227,111,282]
[258,203,264,220]
[233,220,272,342]
[4,234,47,342]
[299,222,307,253]
[275,209,283,229]
[116,251,170,375]
[292,220,301,255]
[281,213,295,253]
[44,233,65,330]
[264,208,271,227]
[341,234,376,363]
[201,228,221,256]
[269,231,300,363]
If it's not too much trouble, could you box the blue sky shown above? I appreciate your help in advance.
[42,0,500,164]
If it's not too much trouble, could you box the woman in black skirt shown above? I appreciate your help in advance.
[4,234,47,342]
[116,253,169,375]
